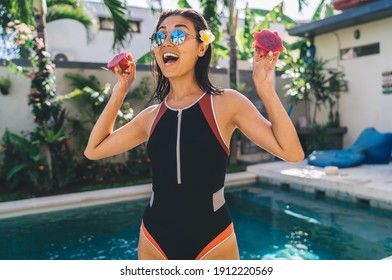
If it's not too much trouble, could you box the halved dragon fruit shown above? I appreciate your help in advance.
[106,52,135,73]
[253,29,286,55]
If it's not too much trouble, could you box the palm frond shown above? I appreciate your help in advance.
[251,7,296,26]
[103,0,130,50]
[178,0,192,8]
[147,0,162,13]
[137,51,153,65]
[46,0,80,8]
[10,0,35,26]
[312,0,325,21]
[297,0,308,13]
[46,4,94,38]
[64,73,101,92]
[324,2,335,18]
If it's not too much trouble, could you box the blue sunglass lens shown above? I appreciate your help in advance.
[152,32,165,47]
[170,29,185,45]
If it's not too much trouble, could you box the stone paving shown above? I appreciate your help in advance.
[247,161,392,210]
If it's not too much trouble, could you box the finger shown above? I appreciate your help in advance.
[270,52,280,67]
[114,66,123,80]
[253,49,264,63]
[260,51,274,65]
[125,63,136,81]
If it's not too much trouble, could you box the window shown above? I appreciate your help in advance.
[340,43,380,60]
[99,17,141,33]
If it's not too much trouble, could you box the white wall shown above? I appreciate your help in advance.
[46,5,157,63]
[0,67,35,136]
[314,17,392,147]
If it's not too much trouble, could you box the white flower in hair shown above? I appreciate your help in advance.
[199,29,215,45]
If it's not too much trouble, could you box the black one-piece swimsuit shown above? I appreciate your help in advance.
[142,92,234,260]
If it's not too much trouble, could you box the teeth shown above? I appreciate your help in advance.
[163,53,179,59]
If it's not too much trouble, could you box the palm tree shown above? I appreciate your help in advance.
[8,0,130,50]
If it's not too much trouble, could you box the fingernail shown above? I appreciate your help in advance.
[268,51,273,57]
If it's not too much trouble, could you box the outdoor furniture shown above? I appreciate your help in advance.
[308,127,392,167]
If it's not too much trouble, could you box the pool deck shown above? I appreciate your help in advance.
[247,161,392,210]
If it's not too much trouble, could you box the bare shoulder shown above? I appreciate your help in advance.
[135,103,160,121]
[129,103,160,134]
[214,88,251,102]
[212,89,253,113]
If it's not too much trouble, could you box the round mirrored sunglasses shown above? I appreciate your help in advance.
[150,29,197,48]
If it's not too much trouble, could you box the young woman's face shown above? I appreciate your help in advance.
[152,15,207,79]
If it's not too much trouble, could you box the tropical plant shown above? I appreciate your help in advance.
[280,54,346,126]
[0,129,50,190]
[61,73,151,179]
[61,73,134,125]
[130,76,152,100]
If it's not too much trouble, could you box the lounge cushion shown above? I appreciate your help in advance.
[307,127,392,168]
[307,149,365,168]
[349,127,392,164]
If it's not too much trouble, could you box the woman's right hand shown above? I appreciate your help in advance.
[112,62,136,96]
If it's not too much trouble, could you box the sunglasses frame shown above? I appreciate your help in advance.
[150,29,197,48]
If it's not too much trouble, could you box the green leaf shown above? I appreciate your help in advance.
[137,51,152,65]
[325,4,335,18]
[103,0,131,49]
[61,88,84,100]
[178,0,192,8]
[46,0,80,8]
[312,0,325,21]
[65,73,101,91]
[297,0,308,13]
[6,163,29,181]
[10,0,35,26]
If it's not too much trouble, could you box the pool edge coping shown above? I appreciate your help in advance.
[0,171,257,219]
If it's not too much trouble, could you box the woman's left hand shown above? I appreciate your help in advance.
[252,50,279,90]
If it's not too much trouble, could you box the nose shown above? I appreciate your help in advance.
[162,33,173,47]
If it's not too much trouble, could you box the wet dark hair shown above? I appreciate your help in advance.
[150,9,223,103]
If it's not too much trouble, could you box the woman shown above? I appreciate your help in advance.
[84,9,304,260]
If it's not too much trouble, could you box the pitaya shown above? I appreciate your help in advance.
[253,29,286,56]
[106,52,135,74]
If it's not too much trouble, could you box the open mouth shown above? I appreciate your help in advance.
[163,52,179,65]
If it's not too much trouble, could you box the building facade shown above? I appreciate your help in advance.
[289,0,392,147]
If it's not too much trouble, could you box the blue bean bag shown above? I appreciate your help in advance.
[307,127,392,168]
[349,127,392,164]
[308,149,365,168]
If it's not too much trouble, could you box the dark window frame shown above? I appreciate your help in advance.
[98,17,141,33]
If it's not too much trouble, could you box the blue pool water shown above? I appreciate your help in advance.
[1,182,392,260]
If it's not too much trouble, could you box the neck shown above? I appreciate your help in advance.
[167,73,202,101]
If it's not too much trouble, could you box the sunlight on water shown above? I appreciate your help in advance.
[262,230,319,260]
[262,244,320,260]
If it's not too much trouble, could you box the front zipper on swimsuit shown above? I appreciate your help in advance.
[176,109,183,184]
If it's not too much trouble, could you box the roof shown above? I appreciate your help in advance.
[288,0,392,37]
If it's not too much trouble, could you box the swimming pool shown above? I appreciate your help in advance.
[1,182,392,260]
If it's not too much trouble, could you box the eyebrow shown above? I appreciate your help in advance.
[158,24,190,31]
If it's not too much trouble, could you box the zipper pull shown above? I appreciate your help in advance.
[177,109,182,117]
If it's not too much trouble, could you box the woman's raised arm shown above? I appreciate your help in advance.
[84,64,156,160]
[231,51,304,162]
